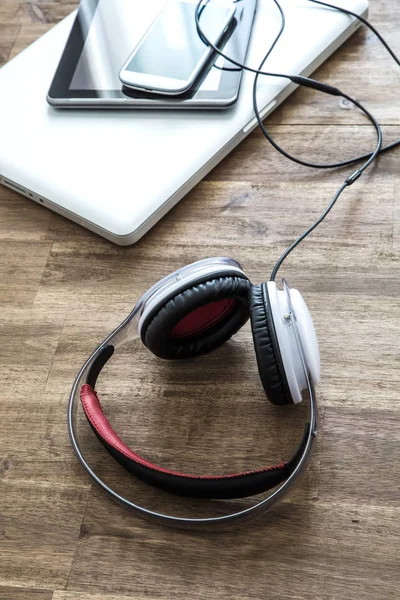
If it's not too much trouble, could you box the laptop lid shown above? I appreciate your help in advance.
[0,0,368,244]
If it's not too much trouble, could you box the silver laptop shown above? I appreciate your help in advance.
[0,0,368,245]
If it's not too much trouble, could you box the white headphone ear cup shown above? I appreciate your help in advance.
[267,281,320,403]
[289,288,320,386]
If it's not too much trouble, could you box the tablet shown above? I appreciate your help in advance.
[47,0,257,109]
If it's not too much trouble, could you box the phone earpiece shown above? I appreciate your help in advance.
[138,258,251,360]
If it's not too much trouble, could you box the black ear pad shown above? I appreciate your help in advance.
[141,274,251,359]
[249,283,293,406]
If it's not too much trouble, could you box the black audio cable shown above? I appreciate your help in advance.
[253,0,400,170]
[195,0,399,279]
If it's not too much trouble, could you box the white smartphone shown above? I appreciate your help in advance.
[119,0,236,95]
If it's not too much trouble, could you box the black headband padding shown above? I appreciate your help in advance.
[86,345,115,388]
[88,419,310,499]
[141,274,251,359]
[249,284,293,405]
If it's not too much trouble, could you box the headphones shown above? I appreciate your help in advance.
[68,0,399,528]
[70,258,318,526]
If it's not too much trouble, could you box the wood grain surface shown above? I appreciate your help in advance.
[0,1,399,599]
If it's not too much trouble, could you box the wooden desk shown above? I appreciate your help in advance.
[0,1,399,599]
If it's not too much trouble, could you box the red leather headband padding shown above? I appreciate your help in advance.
[80,384,298,499]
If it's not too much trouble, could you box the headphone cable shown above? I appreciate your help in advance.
[195,0,398,279]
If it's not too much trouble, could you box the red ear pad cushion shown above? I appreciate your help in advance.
[81,384,307,499]
[141,274,251,360]
[249,284,293,406]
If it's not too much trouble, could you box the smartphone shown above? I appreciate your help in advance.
[119,0,236,95]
